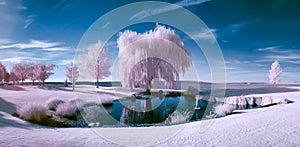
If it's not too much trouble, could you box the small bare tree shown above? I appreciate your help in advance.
[65,62,79,90]
[269,60,282,84]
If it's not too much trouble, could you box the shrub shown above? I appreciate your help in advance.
[18,103,47,123]
[165,111,191,124]
[46,98,65,111]
[56,101,79,119]
[185,86,200,96]
[214,104,236,117]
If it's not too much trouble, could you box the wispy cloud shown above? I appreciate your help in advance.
[0,39,62,50]
[0,57,47,63]
[42,47,71,51]
[102,22,110,28]
[130,0,211,20]
[16,6,27,10]
[56,59,74,66]
[0,38,14,45]
[256,46,295,54]
[0,0,6,6]
[256,46,300,64]
[189,29,216,43]
[24,15,35,29]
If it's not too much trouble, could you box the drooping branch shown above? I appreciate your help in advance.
[117,24,191,90]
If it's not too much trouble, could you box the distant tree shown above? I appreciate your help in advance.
[36,63,55,86]
[65,62,79,90]
[27,63,40,85]
[269,60,282,84]
[4,72,10,84]
[0,62,7,84]
[10,72,19,85]
[64,79,69,87]
[85,41,111,88]
[11,63,30,85]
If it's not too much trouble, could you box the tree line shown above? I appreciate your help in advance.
[0,62,55,86]
[0,41,111,88]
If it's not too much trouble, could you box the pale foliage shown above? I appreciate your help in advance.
[185,86,200,96]
[83,41,111,87]
[11,62,55,85]
[18,103,47,122]
[9,72,19,84]
[0,62,7,83]
[65,62,79,89]
[165,111,191,124]
[117,24,191,89]
[11,63,30,85]
[27,62,40,85]
[269,60,282,84]
[36,63,55,85]
[214,104,236,117]
[46,98,65,111]
[55,100,79,118]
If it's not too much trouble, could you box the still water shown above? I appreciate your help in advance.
[83,95,215,127]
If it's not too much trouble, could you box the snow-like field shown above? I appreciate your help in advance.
[0,84,299,146]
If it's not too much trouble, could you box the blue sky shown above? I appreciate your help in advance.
[0,0,300,83]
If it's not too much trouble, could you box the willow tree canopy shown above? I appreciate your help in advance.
[117,24,192,90]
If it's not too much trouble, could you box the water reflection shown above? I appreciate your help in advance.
[105,96,210,126]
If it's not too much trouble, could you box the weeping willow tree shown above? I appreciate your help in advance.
[117,24,192,90]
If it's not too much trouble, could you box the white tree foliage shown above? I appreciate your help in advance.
[84,41,111,88]
[117,24,191,89]
[0,62,7,83]
[11,63,30,85]
[269,60,282,84]
[65,62,79,90]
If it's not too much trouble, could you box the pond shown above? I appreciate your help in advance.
[83,95,217,127]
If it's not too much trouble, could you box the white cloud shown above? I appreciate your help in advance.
[257,46,295,54]
[0,39,62,49]
[189,29,216,43]
[0,57,47,63]
[42,47,70,51]
[175,0,211,7]
[24,15,35,29]
[0,38,14,45]
[257,46,280,52]
[16,6,27,10]
[130,0,211,20]
[102,22,110,28]
[0,0,6,6]
[56,59,74,66]
[255,46,300,64]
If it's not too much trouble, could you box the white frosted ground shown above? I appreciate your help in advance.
[0,85,299,146]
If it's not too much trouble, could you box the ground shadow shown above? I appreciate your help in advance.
[37,85,74,92]
[0,85,26,91]
[228,111,246,115]
[0,97,31,129]
[0,97,17,114]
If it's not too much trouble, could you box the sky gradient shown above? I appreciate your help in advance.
[0,0,300,83]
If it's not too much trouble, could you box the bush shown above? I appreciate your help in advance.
[64,79,69,87]
[46,98,65,111]
[165,111,191,124]
[214,104,236,117]
[185,86,200,96]
[18,103,47,123]
[55,100,80,119]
